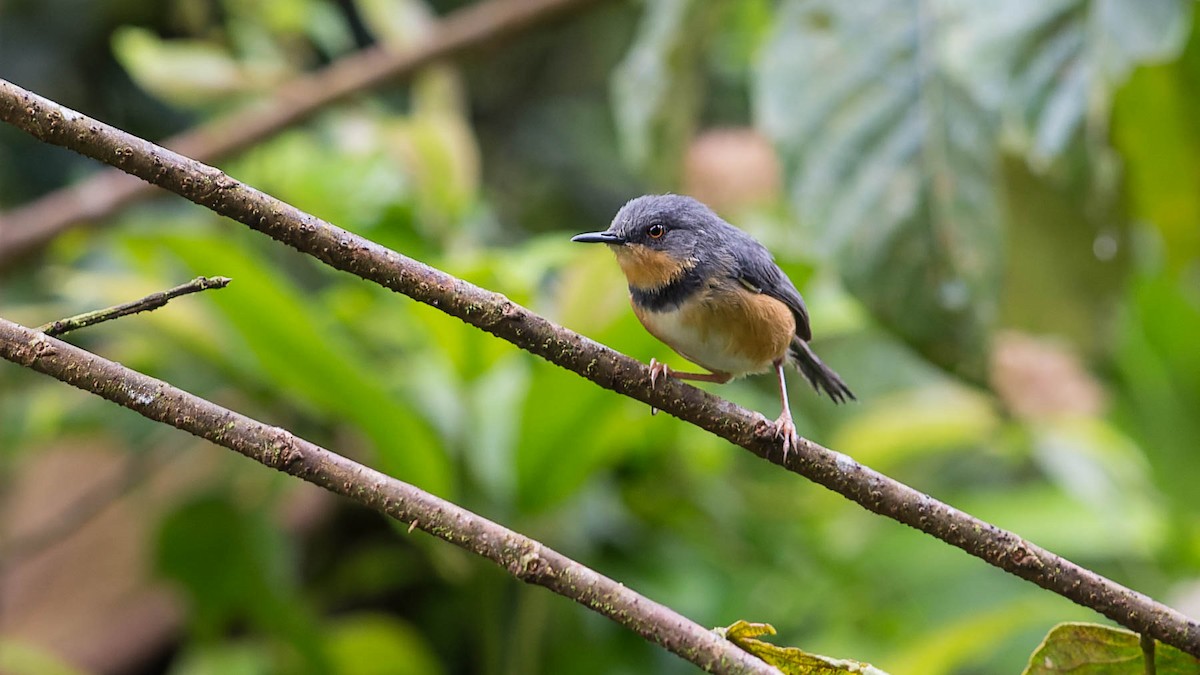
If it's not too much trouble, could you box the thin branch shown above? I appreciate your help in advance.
[38,276,231,336]
[2,81,1199,657]
[0,0,605,268]
[0,318,778,675]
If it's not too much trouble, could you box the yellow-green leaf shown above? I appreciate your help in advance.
[718,621,890,675]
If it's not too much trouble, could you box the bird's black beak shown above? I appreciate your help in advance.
[571,231,625,245]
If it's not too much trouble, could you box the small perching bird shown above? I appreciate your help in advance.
[572,194,854,455]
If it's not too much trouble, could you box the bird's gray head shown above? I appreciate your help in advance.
[571,194,726,288]
[574,194,722,255]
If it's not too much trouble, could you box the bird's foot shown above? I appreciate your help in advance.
[773,411,800,461]
[648,358,671,416]
[649,358,671,388]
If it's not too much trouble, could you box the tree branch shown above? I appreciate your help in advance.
[0,0,605,268]
[0,318,777,675]
[1,80,1198,656]
[1143,633,1158,675]
[38,275,231,336]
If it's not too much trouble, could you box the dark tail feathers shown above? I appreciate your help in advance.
[789,339,855,404]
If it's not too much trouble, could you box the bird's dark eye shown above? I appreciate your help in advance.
[647,222,666,239]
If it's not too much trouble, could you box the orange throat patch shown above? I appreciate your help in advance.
[612,244,695,289]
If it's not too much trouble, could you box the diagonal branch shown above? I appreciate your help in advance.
[0,0,605,268]
[1,80,1198,656]
[38,275,231,336]
[0,318,777,675]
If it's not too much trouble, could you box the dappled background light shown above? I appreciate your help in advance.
[2,0,1200,673]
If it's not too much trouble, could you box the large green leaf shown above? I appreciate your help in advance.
[1112,8,1200,268]
[954,0,1192,165]
[755,0,1002,379]
[1113,266,1200,518]
[1023,622,1200,674]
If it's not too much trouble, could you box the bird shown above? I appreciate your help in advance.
[571,194,854,456]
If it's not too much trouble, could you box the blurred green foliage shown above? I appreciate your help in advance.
[1022,623,1200,674]
[3,0,1200,674]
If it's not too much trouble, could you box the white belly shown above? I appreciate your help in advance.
[638,305,771,376]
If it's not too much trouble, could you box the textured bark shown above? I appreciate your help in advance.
[0,318,778,675]
[38,276,230,336]
[1,78,1198,657]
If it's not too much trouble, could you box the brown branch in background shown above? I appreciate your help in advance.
[2,81,1199,656]
[0,318,778,675]
[38,276,231,336]
[0,0,605,268]
[1143,633,1158,675]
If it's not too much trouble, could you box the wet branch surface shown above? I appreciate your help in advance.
[1,79,1198,657]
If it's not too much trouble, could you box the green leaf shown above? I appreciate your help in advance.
[886,598,1084,675]
[168,642,274,675]
[353,0,434,49]
[611,0,716,184]
[1030,418,1161,525]
[1023,622,1200,674]
[719,621,891,674]
[325,613,444,675]
[111,27,263,107]
[125,232,453,496]
[155,495,292,637]
[156,494,332,669]
[228,128,414,234]
[829,385,998,470]
[1112,8,1200,268]
[387,96,481,230]
[0,640,87,675]
[755,0,1002,380]
[955,0,1192,165]
[997,157,1129,357]
[1113,266,1200,518]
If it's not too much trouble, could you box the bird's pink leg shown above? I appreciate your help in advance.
[648,358,732,386]
[773,360,800,459]
[647,359,732,415]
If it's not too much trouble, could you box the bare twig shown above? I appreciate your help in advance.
[0,318,778,675]
[37,276,231,336]
[0,0,605,267]
[1,80,1199,656]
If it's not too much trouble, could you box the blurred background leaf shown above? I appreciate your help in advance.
[3,0,1200,673]
[756,0,1002,380]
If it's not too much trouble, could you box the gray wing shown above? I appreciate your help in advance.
[731,241,813,342]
